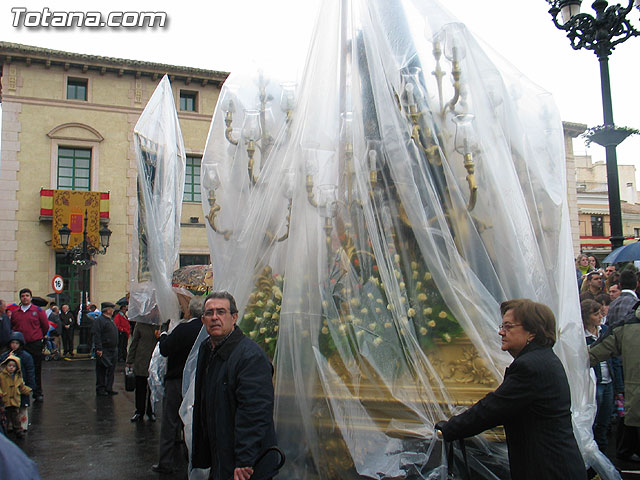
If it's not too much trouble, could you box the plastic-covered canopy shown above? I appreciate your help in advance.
[183,0,619,478]
[129,75,185,326]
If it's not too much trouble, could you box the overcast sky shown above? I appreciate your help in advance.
[1,0,638,173]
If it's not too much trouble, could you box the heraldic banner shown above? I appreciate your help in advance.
[51,190,101,249]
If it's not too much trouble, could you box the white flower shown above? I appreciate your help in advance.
[373,337,383,346]
[322,327,329,335]
[259,327,267,334]
[368,323,377,330]
[419,327,427,335]
[407,308,416,317]
[439,311,448,319]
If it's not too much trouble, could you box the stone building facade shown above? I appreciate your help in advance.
[0,42,227,306]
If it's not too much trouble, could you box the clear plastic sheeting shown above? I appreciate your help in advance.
[182,0,618,478]
[129,75,185,327]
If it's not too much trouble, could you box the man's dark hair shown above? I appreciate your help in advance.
[19,288,32,297]
[619,270,637,290]
[595,293,612,306]
[204,291,238,315]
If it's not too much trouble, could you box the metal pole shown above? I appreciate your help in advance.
[76,211,91,354]
[599,55,624,251]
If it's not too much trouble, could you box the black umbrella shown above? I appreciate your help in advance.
[31,296,49,307]
[116,296,128,306]
[47,292,70,303]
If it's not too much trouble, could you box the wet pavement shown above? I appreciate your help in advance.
[5,355,640,480]
[11,356,188,480]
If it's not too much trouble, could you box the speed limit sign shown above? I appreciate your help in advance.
[52,275,64,293]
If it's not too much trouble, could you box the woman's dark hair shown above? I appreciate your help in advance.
[500,299,556,347]
[580,299,601,328]
[594,293,611,306]
[204,291,238,315]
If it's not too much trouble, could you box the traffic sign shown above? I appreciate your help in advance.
[52,275,64,293]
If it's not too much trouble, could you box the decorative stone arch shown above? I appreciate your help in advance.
[48,122,103,192]
[47,122,104,142]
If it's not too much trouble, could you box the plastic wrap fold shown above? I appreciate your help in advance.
[182,0,618,478]
[129,75,185,328]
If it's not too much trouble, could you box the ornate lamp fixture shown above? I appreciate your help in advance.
[57,210,111,354]
[547,0,640,250]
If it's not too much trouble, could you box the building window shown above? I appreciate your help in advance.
[67,78,88,100]
[180,91,197,112]
[180,254,210,267]
[57,147,91,191]
[635,228,640,238]
[591,215,604,237]
[183,155,201,202]
[55,252,88,310]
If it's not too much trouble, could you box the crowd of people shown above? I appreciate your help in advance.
[2,263,640,478]
[576,255,640,464]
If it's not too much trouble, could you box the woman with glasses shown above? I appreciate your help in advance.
[582,299,616,452]
[436,299,586,479]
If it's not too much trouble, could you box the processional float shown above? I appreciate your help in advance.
[183,0,619,478]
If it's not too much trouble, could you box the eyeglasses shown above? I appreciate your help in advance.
[498,323,522,331]
[203,308,230,318]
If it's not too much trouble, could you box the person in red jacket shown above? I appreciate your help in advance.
[113,304,130,362]
[10,288,48,402]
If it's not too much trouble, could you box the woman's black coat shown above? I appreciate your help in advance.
[439,342,587,480]
[191,327,277,480]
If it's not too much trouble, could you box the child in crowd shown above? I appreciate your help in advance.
[1,331,35,433]
[0,355,32,439]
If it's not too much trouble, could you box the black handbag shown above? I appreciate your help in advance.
[435,423,471,480]
[240,446,285,480]
[124,366,135,392]
[444,438,471,480]
[97,354,112,368]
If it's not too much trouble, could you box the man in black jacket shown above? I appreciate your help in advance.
[59,304,75,357]
[192,291,277,480]
[92,302,118,396]
[151,296,204,475]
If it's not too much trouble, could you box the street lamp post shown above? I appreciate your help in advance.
[58,211,111,354]
[547,0,639,251]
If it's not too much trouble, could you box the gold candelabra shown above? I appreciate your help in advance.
[206,76,297,242]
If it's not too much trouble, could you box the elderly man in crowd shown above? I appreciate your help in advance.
[152,296,204,474]
[93,301,119,396]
